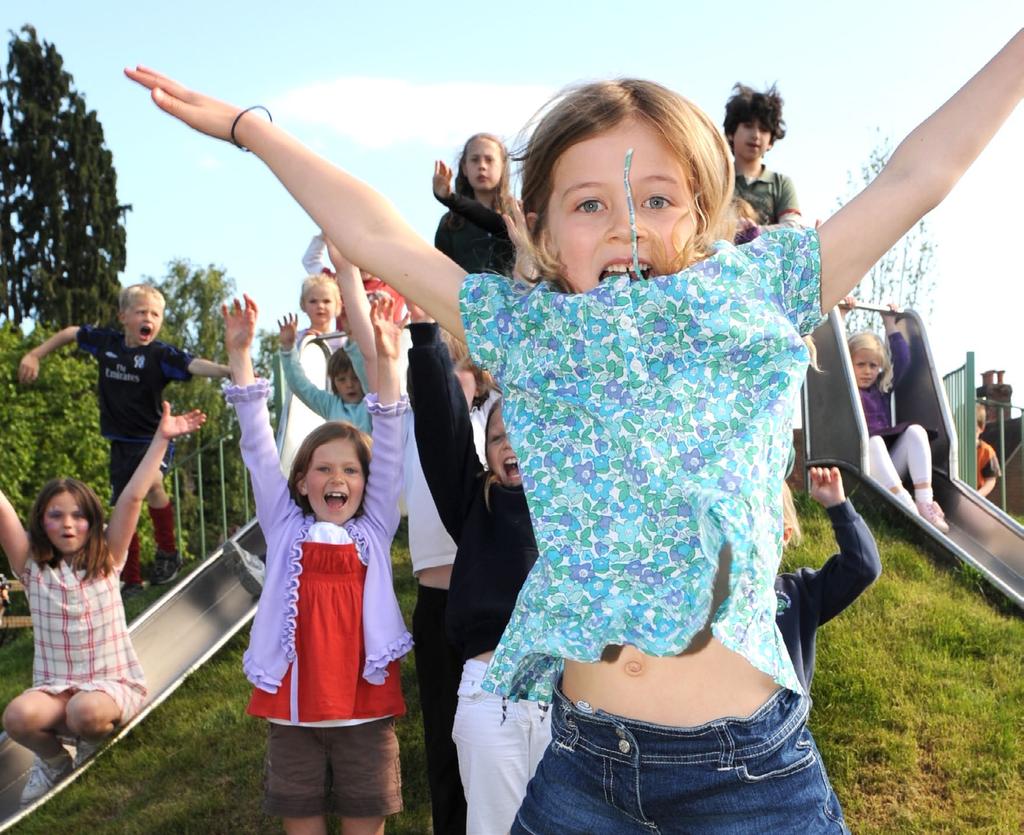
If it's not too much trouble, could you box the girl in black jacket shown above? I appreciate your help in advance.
[409,322,548,835]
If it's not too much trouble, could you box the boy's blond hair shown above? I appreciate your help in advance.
[976,403,988,430]
[119,283,165,312]
[300,273,341,307]
[782,481,801,547]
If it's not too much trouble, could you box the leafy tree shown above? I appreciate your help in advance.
[839,135,936,333]
[0,25,129,327]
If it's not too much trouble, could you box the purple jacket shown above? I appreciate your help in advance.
[225,380,412,705]
[858,332,910,436]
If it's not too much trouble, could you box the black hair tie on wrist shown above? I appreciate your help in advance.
[230,105,273,152]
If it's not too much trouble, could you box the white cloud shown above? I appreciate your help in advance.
[269,77,556,150]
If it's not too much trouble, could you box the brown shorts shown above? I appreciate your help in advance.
[263,718,403,819]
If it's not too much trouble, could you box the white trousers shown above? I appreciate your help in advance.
[867,424,932,489]
[452,658,552,835]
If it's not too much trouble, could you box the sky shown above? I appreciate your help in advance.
[3,1,1022,389]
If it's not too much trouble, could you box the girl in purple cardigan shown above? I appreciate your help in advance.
[848,305,948,532]
[222,293,412,833]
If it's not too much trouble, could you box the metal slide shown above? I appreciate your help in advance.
[804,308,1024,610]
[0,520,265,830]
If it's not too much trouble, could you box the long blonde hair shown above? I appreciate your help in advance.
[847,331,893,392]
[518,79,734,291]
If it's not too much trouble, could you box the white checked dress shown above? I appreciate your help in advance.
[20,558,147,721]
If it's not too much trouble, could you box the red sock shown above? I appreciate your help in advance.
[122,532,142,586]
[149,502,177,553]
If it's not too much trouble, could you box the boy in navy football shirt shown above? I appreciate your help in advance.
[19,284,229,594]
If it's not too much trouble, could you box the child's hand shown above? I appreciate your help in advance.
[221,295,258,355]
[278,314,299,351]
[432,160,453,199]
[408,301,433,324]
[17,353,39,384]
[503,201,537,282]
[808,466,845,508]
[125,66,249,145]
[156,401,207,440]
[371,294,407,362]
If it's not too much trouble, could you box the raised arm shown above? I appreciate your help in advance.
[370,295,404,407]
[125,68,467,338]
[818,30,1024,311]
[18,325,80,384]
[187,357,231,378]
[107,403,206,563]
[0,488,30,579]
[408,322,481,542]
[328,239,378,393]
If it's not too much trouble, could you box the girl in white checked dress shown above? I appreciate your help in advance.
[1,402,205,806]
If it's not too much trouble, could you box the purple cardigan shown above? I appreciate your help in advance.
[225,379,412,701]
[858,332,910,436]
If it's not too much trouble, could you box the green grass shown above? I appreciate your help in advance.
[6,502,1024,833]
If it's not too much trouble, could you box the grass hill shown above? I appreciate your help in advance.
[4,491,1023,834]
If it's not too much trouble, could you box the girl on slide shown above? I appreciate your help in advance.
[1,404,204,805]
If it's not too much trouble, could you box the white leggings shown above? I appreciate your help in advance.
[452,658,552,835]
[867,425,932,489]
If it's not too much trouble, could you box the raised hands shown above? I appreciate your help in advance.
[371,295,407,363]
[221,295,259,386]
[124,66,255,145]
[278,313,299,352]
[156,401,207,441]
[432,160,454,200]
[808,466,845,509]
[222,295,258,354]
[502,200,537,283]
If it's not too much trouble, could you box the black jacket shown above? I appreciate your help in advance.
[408,323,538,660]
[775,500,881,692]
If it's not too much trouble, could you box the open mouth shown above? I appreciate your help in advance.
[324,491,349,511]
[140,324,153,337]
[502,456,520,479]
[600,263,652,283]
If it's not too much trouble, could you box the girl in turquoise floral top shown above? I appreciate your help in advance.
[129,33,1024,832]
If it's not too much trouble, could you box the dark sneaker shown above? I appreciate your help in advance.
[150,550,183,586]
[73,737,102,768]
[120,582,145,599]
[222,540,265,598]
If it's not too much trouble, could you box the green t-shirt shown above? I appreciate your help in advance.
[734,167,800,225]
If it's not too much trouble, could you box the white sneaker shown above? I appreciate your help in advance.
[223,540,265,597]
[73,737,102,768]
[892,488,919,515]
[20,751,73,806]
[917,500,950,533]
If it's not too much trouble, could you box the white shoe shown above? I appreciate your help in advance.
[892,488,919,515]
[223,540,265,597]
[917,500,950,533]
[20,752,73,806]
[73,737,102,768]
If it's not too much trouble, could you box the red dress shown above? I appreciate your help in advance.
[247,541,405,722]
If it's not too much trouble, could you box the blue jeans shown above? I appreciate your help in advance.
[511,686,848,834]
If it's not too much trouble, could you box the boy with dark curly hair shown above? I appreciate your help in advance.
[723,83,802,227]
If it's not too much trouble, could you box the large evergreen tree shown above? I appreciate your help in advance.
[0,25,129,327]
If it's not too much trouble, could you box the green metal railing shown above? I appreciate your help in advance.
[169,429,250,561]
[943,353,1022,512]
[942,352,976,488]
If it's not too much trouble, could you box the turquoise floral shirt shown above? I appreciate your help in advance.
[460,228,824,701]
